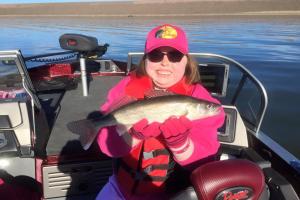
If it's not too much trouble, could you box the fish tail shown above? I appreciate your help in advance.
[67,115,115,150]
[67,119,103,150]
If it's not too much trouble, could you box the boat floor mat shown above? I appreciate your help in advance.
[45,76,123,156]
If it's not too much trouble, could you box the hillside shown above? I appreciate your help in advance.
[0,0,300,16]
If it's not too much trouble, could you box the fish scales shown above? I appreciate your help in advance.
[112,101,187,125]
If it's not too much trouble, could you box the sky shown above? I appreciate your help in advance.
[0,0,131,4]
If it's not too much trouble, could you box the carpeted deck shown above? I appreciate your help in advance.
[46,76,123,155]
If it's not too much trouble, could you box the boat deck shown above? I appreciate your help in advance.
[39,76,123,156]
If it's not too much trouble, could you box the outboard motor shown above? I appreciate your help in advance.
[59,33,108,96]
[190,159,269,200]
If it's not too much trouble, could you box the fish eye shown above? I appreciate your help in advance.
[206,104,212,109]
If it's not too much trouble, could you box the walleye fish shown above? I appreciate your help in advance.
[67,95,221,150]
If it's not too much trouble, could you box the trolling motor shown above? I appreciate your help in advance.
[59,33,108,96]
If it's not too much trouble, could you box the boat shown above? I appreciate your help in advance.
[0,33,299,200]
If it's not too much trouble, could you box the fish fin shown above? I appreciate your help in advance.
[67,119,98,150]
[106,95,137,113]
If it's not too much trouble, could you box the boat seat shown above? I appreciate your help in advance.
[190,159,269,200]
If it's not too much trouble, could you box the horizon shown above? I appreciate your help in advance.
[0,0,132,4]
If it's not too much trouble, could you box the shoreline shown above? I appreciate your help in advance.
[1,12,300,18]
[0,1,300,17]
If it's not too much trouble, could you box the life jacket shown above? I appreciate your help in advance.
[116,137,174,196]
[116,73,195,197]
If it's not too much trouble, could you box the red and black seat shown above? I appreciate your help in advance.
[190,159,269,200]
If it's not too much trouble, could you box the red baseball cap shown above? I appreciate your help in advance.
[145,24,189,54]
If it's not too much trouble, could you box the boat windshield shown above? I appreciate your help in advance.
[0,57,28,100]
[222,61,266,132]
[191,54,267,134]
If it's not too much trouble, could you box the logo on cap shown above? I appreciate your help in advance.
[155,25,177,39]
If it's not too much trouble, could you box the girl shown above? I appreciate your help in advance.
[96,24,225,200]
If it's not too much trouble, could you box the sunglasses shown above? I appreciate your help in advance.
[147,50,184,63]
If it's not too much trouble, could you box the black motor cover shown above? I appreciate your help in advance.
[59,33,98,52]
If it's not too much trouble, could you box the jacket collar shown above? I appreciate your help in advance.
[125,72,194,99]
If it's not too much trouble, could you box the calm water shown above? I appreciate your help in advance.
[1,16,300,159]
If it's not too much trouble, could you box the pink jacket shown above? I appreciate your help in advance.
[97,76,225,167]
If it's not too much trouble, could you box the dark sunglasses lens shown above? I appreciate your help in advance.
[147,50,164,62]
[147,50,184,62]
[168,51,184,62]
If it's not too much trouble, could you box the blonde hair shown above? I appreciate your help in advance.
[135,54,200,84]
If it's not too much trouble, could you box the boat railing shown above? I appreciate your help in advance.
[0,50,40,107]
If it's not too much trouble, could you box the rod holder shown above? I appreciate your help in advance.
[80,55,88,97]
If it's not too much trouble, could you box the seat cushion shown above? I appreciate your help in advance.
[190,159,265,200]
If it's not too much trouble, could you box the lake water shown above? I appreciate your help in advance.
[0,16,299,159]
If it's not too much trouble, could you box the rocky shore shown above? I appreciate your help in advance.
[0,0,300,17]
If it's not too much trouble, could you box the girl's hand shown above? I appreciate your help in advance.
[129,118,161,140]
[159,116,192,148]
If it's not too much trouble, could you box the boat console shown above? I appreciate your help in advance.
[0,53,36,157]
